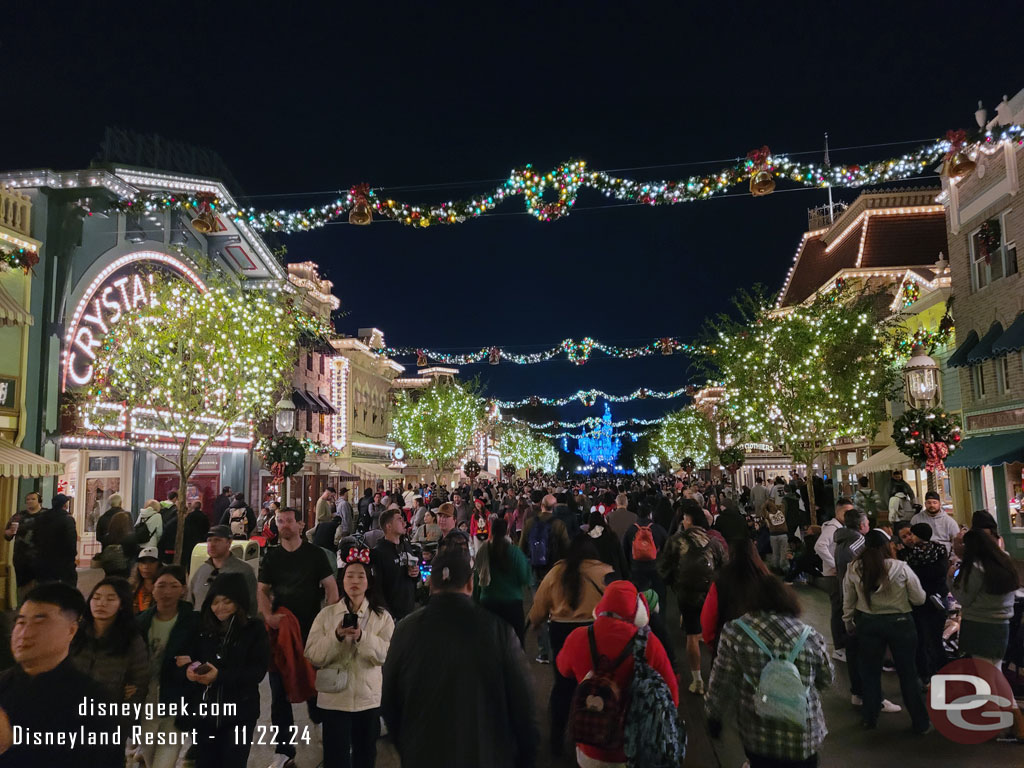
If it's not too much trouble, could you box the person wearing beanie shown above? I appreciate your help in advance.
[897,522,949,681]
[556,580,679,766]
[382,548,538,768]
[909,491,959,553]
[183,572,270,768]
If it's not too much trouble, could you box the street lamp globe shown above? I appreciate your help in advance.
[904,347,940,405]
[275,396,296,433]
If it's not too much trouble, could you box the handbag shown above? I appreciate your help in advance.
[315,666,348,693]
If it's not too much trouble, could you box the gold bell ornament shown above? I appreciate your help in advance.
[416,350,428,367]
[348,184,374,226]
[488,347,500,365]
[943,129,975,179]
[191,196,217,233]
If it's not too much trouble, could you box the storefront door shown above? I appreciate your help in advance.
[59,449,134,562]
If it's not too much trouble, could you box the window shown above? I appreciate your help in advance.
[319,412,325,433]
[972,363,986,398]
[971,211,1018,291]
[319,354,325,375]
[997,355,1010,394]
[306,408,313,432]
[306,352,313,371]
[87,456,120,472]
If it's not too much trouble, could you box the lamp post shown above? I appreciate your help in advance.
[274,397,296,504]
[903,346,940,491]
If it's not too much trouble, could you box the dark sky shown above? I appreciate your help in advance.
[6,1,1020,430]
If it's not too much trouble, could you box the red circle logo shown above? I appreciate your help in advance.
[927,658,1016,744]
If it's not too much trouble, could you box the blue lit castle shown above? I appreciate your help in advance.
[575,403,622,470]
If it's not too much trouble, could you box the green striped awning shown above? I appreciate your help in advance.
[946,329,979,368]
[993,313,1024,356]
[945,431,1024,468]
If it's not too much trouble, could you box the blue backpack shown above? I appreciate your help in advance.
[624,626,685,767]
[529,519,551,567]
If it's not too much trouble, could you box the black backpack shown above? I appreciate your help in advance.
[134,514,153,546]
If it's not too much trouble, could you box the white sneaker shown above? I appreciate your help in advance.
[832,648,847,662]
[851,694,863,706]
[881,699,902,713]
[688,679,705,696]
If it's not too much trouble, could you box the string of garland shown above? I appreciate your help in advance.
[508,415,663,429]
[0,244,39,274]
[384,336,695,366]
[495,386,688,409]
[301,437,344,458]
[538,428,654,441]
[108,125,1023,231]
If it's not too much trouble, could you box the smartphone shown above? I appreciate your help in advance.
[953,564,961,580]
[342,613,358,629]
[419,563,432,583]
[194,663,212,675]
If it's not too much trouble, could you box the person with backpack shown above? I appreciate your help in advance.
[842,530,929,732]
[706,573,833,767]
[528,535,612,759]
[520,494,570,664]
[762,498,790,572]
[584,509,629,579]
[25,494,79,587]
[622,500,668,612]
[557,579,679,768]
[135,499,164,549]
[658,500,725,695]
[888,489,915,525]
[853,476,884,528]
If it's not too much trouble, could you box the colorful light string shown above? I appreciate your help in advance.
[508,415,663,429]
[384,336,697,366]
[108,125,1024,231]
[494,386,689,409]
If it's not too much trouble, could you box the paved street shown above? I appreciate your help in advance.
[244,581,1020,767]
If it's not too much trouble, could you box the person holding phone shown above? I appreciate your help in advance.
[183,572,270,768]
[305,543,394,768]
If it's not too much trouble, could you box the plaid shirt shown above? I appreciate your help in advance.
[705,611,834,760]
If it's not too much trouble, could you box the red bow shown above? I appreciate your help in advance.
[944,129,968,160]
[747,145,771,168]
[346,547,370,564]
[923,441,949,473]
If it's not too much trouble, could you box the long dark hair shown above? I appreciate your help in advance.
[488,517,511,571]
[560,534,600,610]
[961,529,1019,595]
[716,539,771,628]
[200,572,252,634]
[857,529,892,607]
[77,576,140,655]
[339,561,387,616]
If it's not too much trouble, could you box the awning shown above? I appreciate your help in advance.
[291,390,316,410]
[848,444,914,475]
[332,469,359,480]
[0,283,33,327]
[310,392,337,414]
[0,440,63,478]
[966,321,1004,364]
[303,390,327,413]
[946,329,979,368]
[993,312,1024,355]
[945,431,1024,469]
[354,462,404,479]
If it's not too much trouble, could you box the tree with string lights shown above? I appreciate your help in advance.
[81,267,297,564]
[652,406,719,472]
[389,381,486,481]
[697,285,903,523]
[497,422,559,474]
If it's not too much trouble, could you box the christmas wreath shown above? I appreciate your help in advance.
[501,463,516,477]
[892,407,961,472]
[978,218,1001,263]
[679,457,697,473]
[262,435,307,478]
[463,459,482,478]
[719,444,746,472]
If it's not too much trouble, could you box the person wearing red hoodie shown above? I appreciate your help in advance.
[556,580,679,767]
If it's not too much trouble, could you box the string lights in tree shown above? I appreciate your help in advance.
[82,272,297,564]
[388,381,485,480]
[497,422,559,474]
[109,125,1023,231]
[652,406,718,470]
[696,285,903,522]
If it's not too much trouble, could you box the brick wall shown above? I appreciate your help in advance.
[948,142,1024,422]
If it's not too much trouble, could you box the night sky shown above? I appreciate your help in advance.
[5,2,1020,430]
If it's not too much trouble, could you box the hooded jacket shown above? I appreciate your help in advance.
[136,599,200,705]
[833,527,864,584]
[557,580,679,764]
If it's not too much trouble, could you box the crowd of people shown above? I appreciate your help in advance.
[0,469,1021,767]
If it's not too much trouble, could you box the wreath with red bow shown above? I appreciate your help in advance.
[892,407,961,472]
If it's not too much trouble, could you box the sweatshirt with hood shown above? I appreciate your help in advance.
[557,580,679,765]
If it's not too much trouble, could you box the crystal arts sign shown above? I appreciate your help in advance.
[62,251,206,390]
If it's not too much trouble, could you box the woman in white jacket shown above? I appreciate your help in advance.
[305,542,395,768]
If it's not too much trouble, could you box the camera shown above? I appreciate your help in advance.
[400,540,423,568]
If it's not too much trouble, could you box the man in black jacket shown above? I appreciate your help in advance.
[382,548,538,768]
[25,494,78,587]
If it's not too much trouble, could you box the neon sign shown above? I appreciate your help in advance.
[62,251,206,390]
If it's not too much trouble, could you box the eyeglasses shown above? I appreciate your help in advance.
[204,568,221,586]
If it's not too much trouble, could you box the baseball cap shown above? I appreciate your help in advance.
[207,525,232,539]
[138,546,159,561]
[50,493,73,509]
[924,490,941,501]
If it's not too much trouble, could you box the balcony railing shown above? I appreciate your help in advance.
[0,185,31,237]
